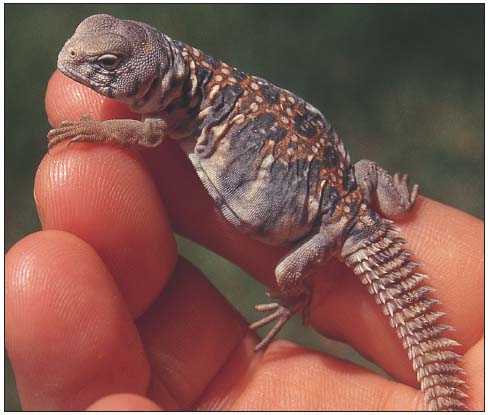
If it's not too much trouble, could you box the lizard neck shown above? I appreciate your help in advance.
[128,32,189,115]
[161,41,225,140]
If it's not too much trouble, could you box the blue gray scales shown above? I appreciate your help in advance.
[47,15,468,411]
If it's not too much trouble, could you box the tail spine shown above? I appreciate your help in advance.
[342,213,468,411]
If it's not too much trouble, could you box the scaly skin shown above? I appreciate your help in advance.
[47,14,468,410]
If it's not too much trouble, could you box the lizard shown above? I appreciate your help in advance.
[47,14,468,411]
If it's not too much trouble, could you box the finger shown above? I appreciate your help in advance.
[6,231,150,410]
[136,258,249,409]
[197,340,426,410]
[43,71,177,317]
[133,253,430,412]
[35,146,177,318]
[36,138,176,318]
[45,72,483,387]
[87,394,161,411]
[310,197,483,387]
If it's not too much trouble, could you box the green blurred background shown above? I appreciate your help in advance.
[5,4,483,410]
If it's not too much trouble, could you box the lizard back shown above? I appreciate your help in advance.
[165,44,360,245]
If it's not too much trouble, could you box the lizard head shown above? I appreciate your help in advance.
[57,14,185,111]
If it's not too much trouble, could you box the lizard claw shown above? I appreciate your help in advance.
[410,183,419,205]
[392,171,419,212]
[57,115,93,129]
[79,114,94,122]
[250,302,298,351]
[47,114,101,149]
[58,120,78,128]
[250,287,312,351]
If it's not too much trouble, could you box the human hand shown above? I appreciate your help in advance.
[5,70,483,410]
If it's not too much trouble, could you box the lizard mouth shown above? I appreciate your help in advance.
[57,63,113,97]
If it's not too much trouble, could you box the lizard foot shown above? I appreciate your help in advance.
[47,114,107,149]
[392,172,419,211]
[354,160,420,219]
[47,116,166,150]
[249,287,311,351]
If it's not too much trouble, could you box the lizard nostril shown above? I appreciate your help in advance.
[68,48,76,58]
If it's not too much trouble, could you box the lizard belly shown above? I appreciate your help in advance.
[188,128,323,245]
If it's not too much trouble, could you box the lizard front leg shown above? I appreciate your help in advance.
[47,115,166,150]
[250,222,344,351]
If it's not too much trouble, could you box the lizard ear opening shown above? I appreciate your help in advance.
[96,54,121,70]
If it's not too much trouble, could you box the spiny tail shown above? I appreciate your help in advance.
[342,212,468,411]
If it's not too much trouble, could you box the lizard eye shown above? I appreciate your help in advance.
[96,54,121,70]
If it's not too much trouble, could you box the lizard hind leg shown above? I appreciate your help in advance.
[250,224,343,351]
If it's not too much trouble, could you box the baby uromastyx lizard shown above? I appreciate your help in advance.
[47,14,468,411]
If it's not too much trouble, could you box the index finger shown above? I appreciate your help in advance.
[45,70,483,388]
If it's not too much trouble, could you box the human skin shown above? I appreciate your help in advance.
[5,70,484,410]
